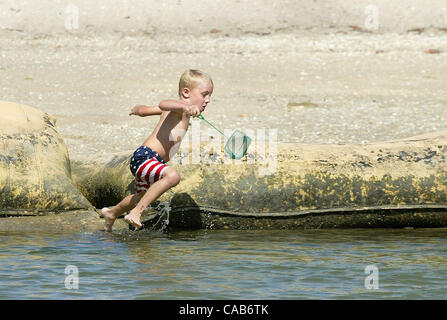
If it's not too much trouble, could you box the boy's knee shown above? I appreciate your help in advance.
[164,170,181,187]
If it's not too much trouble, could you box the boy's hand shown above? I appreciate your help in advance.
[183,104,202,117]
[129,105,144,116]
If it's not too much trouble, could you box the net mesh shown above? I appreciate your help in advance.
[224,129,252,159]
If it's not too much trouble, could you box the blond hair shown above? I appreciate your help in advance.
[178,69,213,97]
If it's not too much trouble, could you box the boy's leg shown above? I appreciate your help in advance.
[124,167,180,228]
[101,191,145,232]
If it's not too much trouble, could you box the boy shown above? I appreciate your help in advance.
[101,69,213,231]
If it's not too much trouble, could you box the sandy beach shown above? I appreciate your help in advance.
[1,0,446,162]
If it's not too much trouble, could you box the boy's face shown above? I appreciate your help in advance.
[184,81,213,113]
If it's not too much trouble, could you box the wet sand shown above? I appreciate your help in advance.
[1,0,446,163]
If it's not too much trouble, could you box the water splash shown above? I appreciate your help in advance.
[143,190,174,231]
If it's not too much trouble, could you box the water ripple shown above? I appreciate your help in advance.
[0,228,446,299]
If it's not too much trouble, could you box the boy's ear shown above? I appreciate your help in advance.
[181,88,190,99]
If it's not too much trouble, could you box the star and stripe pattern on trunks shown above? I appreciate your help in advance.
[134,157,168,193]
[130,146,168,193]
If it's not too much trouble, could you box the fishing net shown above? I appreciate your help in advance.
[224,129,252,159]
[198,115,252,160]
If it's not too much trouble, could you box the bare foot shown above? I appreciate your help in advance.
[101,207,116,232]
[124,213,143,229]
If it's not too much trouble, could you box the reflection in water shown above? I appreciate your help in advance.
[0,228,446,299]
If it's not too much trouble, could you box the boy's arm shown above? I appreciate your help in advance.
[159,100,202,117]
[129,105,163,117]
[158,100,187,113]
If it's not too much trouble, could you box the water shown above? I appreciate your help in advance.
[0,228,446,299]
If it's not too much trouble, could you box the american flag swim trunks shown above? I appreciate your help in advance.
[130,146,168,193]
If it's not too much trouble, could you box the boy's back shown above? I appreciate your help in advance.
[143,109,189,163]
[142,77,213,162]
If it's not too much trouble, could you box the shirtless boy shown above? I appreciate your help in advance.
[101,69,213,231]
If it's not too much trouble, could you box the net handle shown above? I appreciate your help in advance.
[198,114,229,139]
